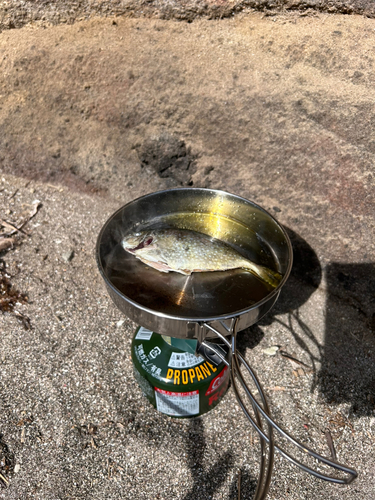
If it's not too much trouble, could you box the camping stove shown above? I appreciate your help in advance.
[96,188,357,498]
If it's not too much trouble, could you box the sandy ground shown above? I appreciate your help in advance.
[1,11,375,500]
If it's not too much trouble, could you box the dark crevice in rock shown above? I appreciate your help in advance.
[136,132,197,186]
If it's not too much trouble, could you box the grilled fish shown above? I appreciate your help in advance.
[122,228,282,287]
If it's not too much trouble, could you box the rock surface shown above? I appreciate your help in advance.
[1,0,375,31]
[0,11,374,500]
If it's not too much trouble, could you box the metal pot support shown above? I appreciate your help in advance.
[196,318,357,498]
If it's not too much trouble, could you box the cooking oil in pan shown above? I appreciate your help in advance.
[105,211,281,319]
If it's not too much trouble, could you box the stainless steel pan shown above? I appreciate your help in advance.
[96,188,292,339]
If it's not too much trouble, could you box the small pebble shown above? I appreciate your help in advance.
[262,346,279,356]
[62,250,74,262]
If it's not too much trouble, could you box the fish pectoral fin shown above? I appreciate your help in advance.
[138,257,171,273]
[180,269,192,275]
[171,268,192,276]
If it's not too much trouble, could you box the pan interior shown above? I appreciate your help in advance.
[102,209,282,319]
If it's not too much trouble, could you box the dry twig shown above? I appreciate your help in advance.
[279,350,312,369]
[17,201,41,231]
[0,472,9,487]
[0,219,22,236]
[237,468,241,500]
[324,429,337,461]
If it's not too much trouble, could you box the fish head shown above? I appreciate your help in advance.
[122,231,157,255]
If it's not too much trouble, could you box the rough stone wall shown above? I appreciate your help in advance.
[1,0,375,31]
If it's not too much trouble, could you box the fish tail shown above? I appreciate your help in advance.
[244,262,282,288]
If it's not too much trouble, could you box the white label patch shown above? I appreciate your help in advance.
[135,327,153,341]
[168,352,202,368]
[155,388,199,417]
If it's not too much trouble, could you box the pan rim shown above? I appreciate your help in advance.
[96,187,293,324]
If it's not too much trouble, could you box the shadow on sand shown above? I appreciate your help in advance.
[237,227,375,417]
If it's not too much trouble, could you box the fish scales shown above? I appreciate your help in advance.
[122,228,281,287]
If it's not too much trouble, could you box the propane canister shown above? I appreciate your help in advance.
[131,326,230,418]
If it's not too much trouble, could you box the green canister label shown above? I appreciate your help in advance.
[131,327,230,418]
